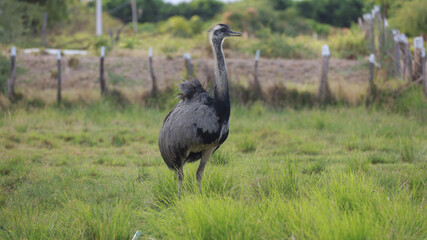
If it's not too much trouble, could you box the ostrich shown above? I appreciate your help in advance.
[158,24,241,196]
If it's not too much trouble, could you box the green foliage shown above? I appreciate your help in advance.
[329,28,367,59]
[0,1,43,44]
[296,0,364,27]
[93,36,112,53]
[224,1,279,36]
[119,36,140,49]
[0,0,74,44]
[390,0,427,37]
[0,54,10,94]
[104,0,223,23]
[253,29,315,58]
[160,15,203,38]
[391,87,427,121]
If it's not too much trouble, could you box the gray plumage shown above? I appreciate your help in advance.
[158,24,242,195]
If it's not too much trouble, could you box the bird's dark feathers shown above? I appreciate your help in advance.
[177,79,207,100]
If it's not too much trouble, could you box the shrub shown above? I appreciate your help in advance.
[329,28,367,59]
[93,36,112,53]
[390,0,427,37]
[253,29,315,59]
[160,16,203,38]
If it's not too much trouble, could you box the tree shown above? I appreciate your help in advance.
[268,0,293,11]
[390,0,427,37]
[296,0,364,27]
[0,0,44,44]
[16,0,74,24]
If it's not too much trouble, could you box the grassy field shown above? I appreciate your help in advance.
[0,101,426,239]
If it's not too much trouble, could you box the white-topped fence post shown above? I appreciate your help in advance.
[398,34,413,82]
[149,47,157,97]
[363,13,375,53]
[184,53,193,79]
[253,49,262,97]
[317,44,333,104]
[421,48,426,95]
[7,46,17,101]
[393,31,402,78]
[57,51,62,104]
[413,37,424,82]
[99,46,107,96]
[366,53,377,106]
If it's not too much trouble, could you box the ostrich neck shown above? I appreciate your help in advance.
[212,39,230,121]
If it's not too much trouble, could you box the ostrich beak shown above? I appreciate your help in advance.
[228,30,242,37]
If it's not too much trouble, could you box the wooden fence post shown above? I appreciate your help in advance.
[42,13,48,48]
[184,53,193,79]
[109,28,114,45]
[393,30,402,78]
[7,46,16,101]
[373,6,384,59]
[317,44,333,104]
[99,46,107,96]
[398,34,413,82]
[363,13,375,53]
[366,53,376,106]
[115,27,122,42]
[253,49,262,96]
[149,47,157,97]
[413,37,424,82]
[358,17,363,31]
[368,53,376,93]
[422,48,426,95]
[57,51,62,103]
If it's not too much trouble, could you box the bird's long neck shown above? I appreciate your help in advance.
[212,39,230,121]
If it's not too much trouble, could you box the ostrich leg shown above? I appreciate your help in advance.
[177,167,184,199]
[196,149,214,194]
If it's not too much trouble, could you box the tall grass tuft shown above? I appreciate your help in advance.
[345,152,369,173]
[68,200,134,240]
[397,137,417,163]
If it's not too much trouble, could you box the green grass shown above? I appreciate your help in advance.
[0,102,426,239]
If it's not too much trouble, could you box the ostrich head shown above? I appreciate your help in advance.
[208,24,242,47]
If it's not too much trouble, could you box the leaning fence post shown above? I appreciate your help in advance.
[317,44,333,104]
[421,48,426,95]
[7,46,16,101]
[366,53,376,106]
[393,30,402,78]
[363,13,375,53]
[149,47,157,97]
[398,34,413,82]
[99,46,107,96]
[413,37,424,83]
[57,51,62,104]
[317,45,333,104]
[253,49,262,96]
[184,53,193,79]
[369,53,375,93]
[109,28,114,45]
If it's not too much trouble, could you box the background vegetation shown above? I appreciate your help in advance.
[1,0,425,54]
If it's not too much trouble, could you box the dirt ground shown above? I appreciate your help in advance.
[14,53,369,93]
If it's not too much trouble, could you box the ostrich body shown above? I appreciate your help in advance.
[158,24,241,195]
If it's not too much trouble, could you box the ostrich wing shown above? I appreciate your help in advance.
[159,93,221,169]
